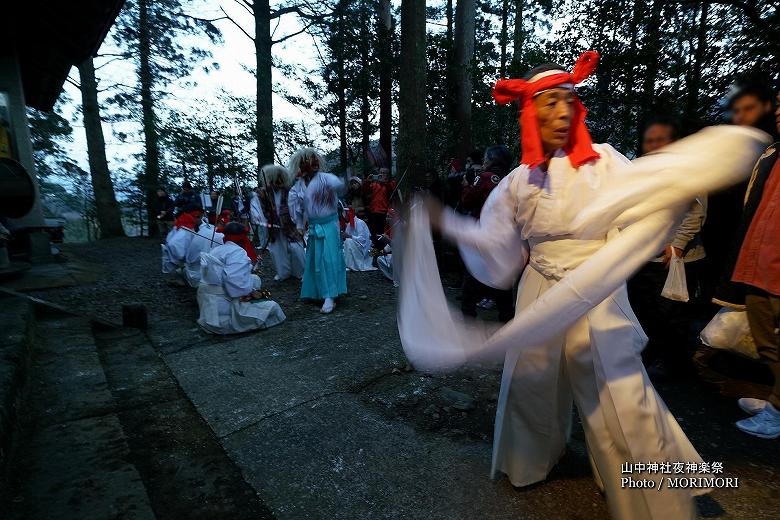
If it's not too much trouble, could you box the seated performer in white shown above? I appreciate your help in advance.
[197,222,286,334]
[161,211,195,277]
[183,219,223,287]
[258,164,306,281]
[399,52,769,520]
[340,203,376,272]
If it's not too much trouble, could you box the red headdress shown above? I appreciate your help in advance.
[493,51,600,169]
[224,223,257,263]
[175,212,196,230]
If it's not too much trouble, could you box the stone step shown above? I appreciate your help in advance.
[0,295,33,474]
[4,314,156,520]
[90,324,274,519]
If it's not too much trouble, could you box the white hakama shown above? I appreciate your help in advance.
[183,223,223,287]
[343,217,376,272]
[398,127,768,520]
[197,241,286,334]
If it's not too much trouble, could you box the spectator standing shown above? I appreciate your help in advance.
[156,188,175,241]
[174,181,201,216]
[363,167,396,245]
[731,90,780,439]
[627,117,707,377]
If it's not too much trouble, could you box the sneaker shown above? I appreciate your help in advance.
[736,403,780,439]
[738,397,768,416]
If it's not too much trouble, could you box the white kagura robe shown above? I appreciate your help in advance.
[183,223,223,287]
[398,127,769,520]
[197,241,286,334]
[343,217,376,271]
[266,189,305,280]
[161,226,193,275]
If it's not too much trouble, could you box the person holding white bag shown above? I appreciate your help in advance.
[627,117,707,378]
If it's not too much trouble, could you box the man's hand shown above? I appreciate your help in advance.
[662,246,684,266]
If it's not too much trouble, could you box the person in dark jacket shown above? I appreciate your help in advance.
[703,81,778,306]
[156,188,175,240]
[459,145,516,322]
[174,181,201,216]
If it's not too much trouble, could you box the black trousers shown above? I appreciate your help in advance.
[367,212,386,246]
[461,271,515,322]
[627,260,704,369]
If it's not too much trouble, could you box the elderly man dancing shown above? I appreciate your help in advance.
[288,147,347,313]
[399,52,768,520]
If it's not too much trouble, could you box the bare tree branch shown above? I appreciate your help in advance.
[218,6,255,41]
[65,76,81,89]
[231,0,255,16]
[272,18,318,45]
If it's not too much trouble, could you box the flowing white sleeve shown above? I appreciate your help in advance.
[324,172,347,196]
[398,126,769,373]
[439,174,528,289]
[571,126,769,238]
[287,181,305,229]
[222,249,254,298]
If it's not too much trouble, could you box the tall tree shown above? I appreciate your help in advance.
[377,0,393,163]
[452,0,477,161]
[219,1,327,177]
[112,0,221,236]
[398,0,427,189]
[77,58,126,238]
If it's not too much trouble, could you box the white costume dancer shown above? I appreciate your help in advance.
[398,52,769,520]
[183,221,223,287]
[197,222,286,334]
[258,164,305,281]
[161,212,195,276]
[341,208,376,272]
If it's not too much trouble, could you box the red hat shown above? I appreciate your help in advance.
[175,212,196,230]
[224,222,257,263]
[493,51,600,169]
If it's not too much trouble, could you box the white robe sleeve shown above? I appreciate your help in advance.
[439,174,529,289]
[222,248,254,298]
[398,125,769,373]
[167,228,193,265]
[288,181,305,229]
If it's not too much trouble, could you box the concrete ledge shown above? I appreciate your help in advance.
[0,295,33,473]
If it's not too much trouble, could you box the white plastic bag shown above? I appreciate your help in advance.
[700,307,759,360]
[661,249,689,302]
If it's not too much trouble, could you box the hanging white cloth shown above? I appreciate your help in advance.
[197,241,286,334]
[398,126,768,520]
[343,216,376,271]
[183,223,223,287]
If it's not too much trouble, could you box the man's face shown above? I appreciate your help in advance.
[642,124,676,155]
[732,94,772,127]
[533,89,574,154]
[301,155,320,175]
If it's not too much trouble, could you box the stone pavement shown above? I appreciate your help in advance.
[9,238,780,519]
